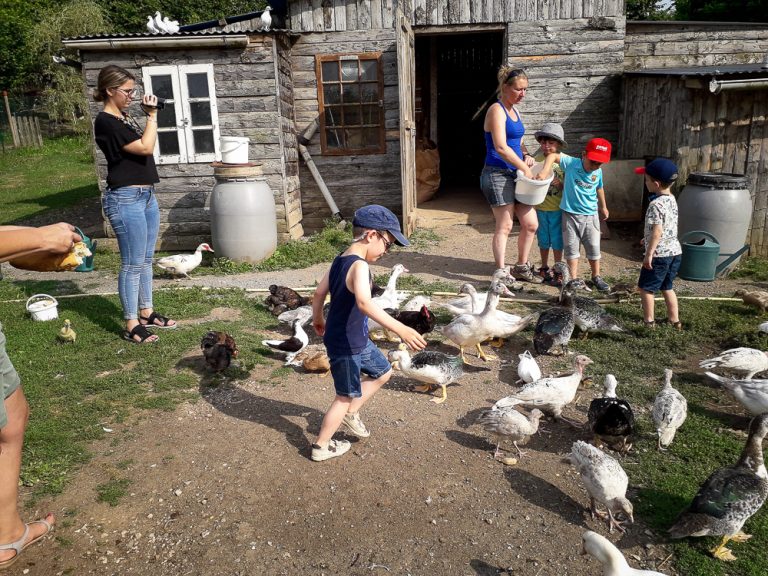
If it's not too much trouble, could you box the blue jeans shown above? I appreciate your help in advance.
[102,186,160,320]
[329,340,392,398]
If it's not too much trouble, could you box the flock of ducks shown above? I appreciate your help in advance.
[252,263,768,573]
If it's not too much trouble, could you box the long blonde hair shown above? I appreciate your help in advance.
[92,65,135,102]
[496,65,528,96]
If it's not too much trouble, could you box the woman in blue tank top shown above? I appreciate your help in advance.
[480,67,542,284]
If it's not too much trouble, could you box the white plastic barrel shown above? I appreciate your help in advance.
[220,136,250,164]
[677,173,751,268]
[210,165,276,264]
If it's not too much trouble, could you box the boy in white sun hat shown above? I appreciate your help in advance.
[533,122,566,285]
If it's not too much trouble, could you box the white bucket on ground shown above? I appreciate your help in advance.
[515,162,554,206]
[26,294,59,321]
[220,136,250,164]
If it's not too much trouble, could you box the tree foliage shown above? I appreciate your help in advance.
[626,0,675,20]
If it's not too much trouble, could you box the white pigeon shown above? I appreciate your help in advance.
[153,11,165,32]
[516,350,541,384]
[567,440,634,533]
[154,243,214,278]
[699,347,768,380]
[581,531,669,575]
[162,16,180,33]
[260,5,272,31]
[652,369,687,450]
[146,15,160,33]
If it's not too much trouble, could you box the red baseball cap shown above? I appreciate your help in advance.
[585,138,612,163]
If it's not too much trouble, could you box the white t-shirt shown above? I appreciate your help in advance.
[644,194,682,257]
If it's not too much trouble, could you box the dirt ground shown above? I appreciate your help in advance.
[6,192,756,576]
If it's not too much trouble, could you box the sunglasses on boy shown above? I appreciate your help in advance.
[376,231,393,251]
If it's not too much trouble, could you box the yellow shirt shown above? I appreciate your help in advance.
[534,153,564,212]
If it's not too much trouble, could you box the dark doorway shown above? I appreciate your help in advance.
[415,31,505,194]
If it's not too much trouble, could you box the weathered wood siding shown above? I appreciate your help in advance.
[619,76,768,256]
[624,21,768,69]
[511,17,626,156]
[291,29,403,232]
[81,37,293,250]
[288,0,625,31]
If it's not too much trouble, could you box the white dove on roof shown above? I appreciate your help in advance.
[260,6,272,31]
[146,15,160,33]
[162,16,180,33]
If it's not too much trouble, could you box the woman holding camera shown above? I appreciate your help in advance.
[93,65,176,343]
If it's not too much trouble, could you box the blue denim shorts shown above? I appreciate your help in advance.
[480,166,516,207]
[329,340,392,398]
[536,209,563,251]
[638,254,682,292]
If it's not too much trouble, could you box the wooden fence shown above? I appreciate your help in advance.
[9,114,44,148]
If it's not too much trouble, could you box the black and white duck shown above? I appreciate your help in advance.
[652,368,688,450]
[668,413,768,561]
[388,344,464,403]
[587,374,635,453]
[533,281,578,356]
[553,262,624,337]
[476,407,543,465]
[700,347,768,380]
[261,319,309,364]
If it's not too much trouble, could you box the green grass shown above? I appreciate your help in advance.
[95,478,131,506]
[0,136,98,225]
[728,256,768,282]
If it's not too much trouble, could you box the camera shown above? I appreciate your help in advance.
[143,97,166,110]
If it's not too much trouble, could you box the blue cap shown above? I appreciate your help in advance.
[635,158,679,183]
[352,204,410,247]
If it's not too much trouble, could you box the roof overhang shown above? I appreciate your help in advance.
[62,34,249,51]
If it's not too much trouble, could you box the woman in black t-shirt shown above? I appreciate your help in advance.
[93,65,176,343]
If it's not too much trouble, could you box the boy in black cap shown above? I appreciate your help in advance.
[309,205,427,461]
[635,158,683,329]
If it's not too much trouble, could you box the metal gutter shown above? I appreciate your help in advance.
[62,35,249,50]
[710,78,768,93]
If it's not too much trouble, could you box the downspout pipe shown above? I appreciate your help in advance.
[298,118,345,224]
[709,78,768,93]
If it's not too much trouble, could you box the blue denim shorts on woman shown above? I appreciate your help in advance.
[480,166,516,207]
[329,340,392,398]
[638,254,682,293]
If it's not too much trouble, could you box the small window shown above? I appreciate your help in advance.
[142,64,221,164]
[316,53,385,155]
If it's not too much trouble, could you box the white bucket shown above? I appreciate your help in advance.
[26,294,59,321]
[515,162,554,206]
[220,136,250,164]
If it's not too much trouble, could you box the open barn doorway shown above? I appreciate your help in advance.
[414,29,505,217]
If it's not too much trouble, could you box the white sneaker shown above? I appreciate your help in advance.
[342,412,370,438]
[311,439,351,461]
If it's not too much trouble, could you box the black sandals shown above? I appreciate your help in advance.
[122,324,157,344]
[139,311,177,329]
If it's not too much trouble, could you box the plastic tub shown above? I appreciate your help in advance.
[220,136,250,164]
[515,162,554,206]
[26,294,59,321]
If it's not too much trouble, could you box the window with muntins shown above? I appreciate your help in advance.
[315,53,385,155]
[141,63,221,164]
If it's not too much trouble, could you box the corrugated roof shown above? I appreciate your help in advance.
[64,29,288,41]
[625,63,768,77]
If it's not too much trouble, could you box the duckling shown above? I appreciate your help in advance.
[286,345,331,376]
[567,440,634,533]
[388,344,464,403]
[57,319,76,343]
[581,531,670,575]
[652,369,688,450]
[587,374,635,453]
[608,282,638,301]
[476,407,543,464]
[668,413,768,561]
[735,288,768,314]
[700,347,768,380]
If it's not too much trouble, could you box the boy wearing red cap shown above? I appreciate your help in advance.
[635,158,683,329]
[538,138,612,291]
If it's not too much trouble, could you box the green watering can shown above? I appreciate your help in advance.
[678,230,719,282]
[74,227,96,272]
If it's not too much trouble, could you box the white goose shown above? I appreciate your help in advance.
[652,368,687,450]
[700,347,768,380]
[155,243,214,278]
[581,531,669,575]
[372,263,408,310]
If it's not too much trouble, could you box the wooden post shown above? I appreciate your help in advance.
[3,91,19,147]
[34,115,43,146]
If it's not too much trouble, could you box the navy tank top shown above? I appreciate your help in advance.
[324,254,370,355]
[483,101,525,170]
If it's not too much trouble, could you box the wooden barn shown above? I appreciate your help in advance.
[63,4,768,253]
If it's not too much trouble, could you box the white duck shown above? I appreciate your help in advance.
[652,368,687,450]
[401,294,431,312]
[162,16,180,33]
[155,243,214,278]
[704,371,768,415]
[372,263,408,310]
[494,355,593,426]
[146,15,160,33]
[388,344,463,403]
[476,407,543,464]
[441,268,516,315]
[259,5,272,31]
[700,347,768,380]
[581,531,669,575]
[567,440,634,533]
[516,350,541,384]
[440,280,512,362]
[261,319,309,365]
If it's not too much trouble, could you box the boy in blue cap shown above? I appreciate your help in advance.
[310,205,427,461]
[635,158,683,329]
